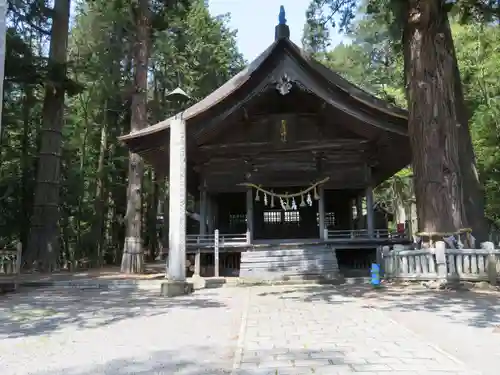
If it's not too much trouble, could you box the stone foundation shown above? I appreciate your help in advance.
[160,280,194,297]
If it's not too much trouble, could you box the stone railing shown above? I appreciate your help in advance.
[382,241,500,284]
[0,242,23,292]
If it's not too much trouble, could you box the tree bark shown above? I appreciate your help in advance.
[120,0,150,273]
[0,0,8,142]
[403,0,466,234]
[444,24,487,242]
[26,0,70,271]
[20,87,34,252]
[91,111,108,266]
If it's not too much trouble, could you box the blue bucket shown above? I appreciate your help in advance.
[371,263,381,286]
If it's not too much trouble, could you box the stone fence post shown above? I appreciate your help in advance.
[214,229,220,278]
[482,241,497,286]
[381,245,390,277]
[435,241,447,281]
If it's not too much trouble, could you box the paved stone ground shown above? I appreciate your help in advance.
[1,284,500,375]
[0,285,246,375]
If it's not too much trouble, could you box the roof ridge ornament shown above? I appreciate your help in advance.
[279,5,286,25]
[275,5,290,40]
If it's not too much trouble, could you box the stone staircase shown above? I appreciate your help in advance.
[239,243,341,282]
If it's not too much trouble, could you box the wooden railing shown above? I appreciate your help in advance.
[382,241,500,283]
[185,230,248,277]
[186,231,249,248]
[325,229,406,241]
[0,242,23,291]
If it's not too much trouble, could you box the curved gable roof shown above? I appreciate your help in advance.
[119,38,408,144]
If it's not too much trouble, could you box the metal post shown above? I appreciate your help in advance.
[214,229,220,277]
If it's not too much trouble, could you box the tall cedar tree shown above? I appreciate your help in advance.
[304,0,492,240]
[26,0,71,271]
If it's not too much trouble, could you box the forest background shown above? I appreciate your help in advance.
[0,0,498,271]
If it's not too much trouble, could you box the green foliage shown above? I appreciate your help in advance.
[0,0,244,266]
[453,22,500,225]
[305,0,500,226]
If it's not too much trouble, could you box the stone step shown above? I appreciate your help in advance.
[240,259,338,268]
[239,245,341,281]
[243,248,334,258]
[241,254,338,262]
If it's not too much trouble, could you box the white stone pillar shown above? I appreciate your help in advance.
[246,188,254,243]
[366,185,375,238]
[167,116,186,281]
[318,186,325,240]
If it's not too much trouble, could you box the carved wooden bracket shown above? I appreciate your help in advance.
[271,69,311,96]
[274,73,293,95]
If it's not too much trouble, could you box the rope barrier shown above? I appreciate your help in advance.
[238,177,330,199]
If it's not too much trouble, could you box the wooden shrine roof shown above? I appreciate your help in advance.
[119,37,407,147]
[118,31,410,189]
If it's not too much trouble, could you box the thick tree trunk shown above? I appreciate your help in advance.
[91,115,108,266]
[444,24,487,242]
[120,0,150,273]
[0,0,7,141]
[403,0,466,234]
[20,87,34,252]
[26,0,70,271]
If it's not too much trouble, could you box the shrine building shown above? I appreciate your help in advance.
[119,7,411,286]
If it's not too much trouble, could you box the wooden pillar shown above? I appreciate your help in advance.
[195,186,207,276]
[318,186,325,240]
[246,188,254,243]
[356,196,363,229]
[207,195,214,234]
[167,116,186,281]
[366,185,375,238]
[348,198,354,230]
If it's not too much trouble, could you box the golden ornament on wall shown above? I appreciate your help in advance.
[280,119,287,143]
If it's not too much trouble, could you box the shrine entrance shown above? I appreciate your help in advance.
[247,185,323,240]
[254,202,319,240]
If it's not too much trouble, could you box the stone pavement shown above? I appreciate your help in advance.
[1,284,500,374]
[234,286,486,375]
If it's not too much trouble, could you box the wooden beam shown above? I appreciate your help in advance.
[198,139,368,154]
